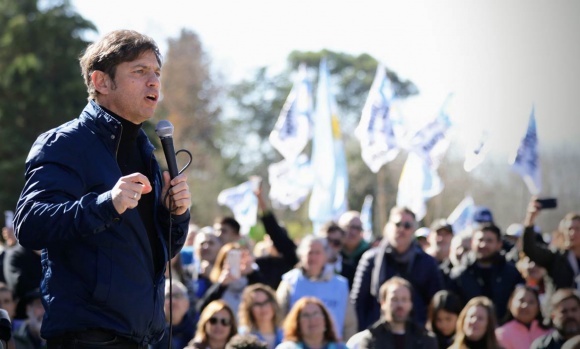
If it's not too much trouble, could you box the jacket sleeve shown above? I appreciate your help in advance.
[342,297,358,341]
[261,212,298,268]
[195,281,226,314]
[276,279,292,318]
[14,158,122,250]
[350,249,376,331]
[521,225,555,269]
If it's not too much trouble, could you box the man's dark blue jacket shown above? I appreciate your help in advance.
[14,101,190,345]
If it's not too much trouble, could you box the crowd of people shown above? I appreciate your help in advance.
[2,29,580,349]
[3,185,580,349]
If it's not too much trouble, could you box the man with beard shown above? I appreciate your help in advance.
[448,223,524,320]
[531,288,580,349]
[347,277,437,349]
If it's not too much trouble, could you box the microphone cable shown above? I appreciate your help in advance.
[163,148,192,349]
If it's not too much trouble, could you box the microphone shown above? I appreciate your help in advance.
[155,120,179,179]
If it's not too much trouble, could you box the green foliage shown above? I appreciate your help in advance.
[0,0,96,213]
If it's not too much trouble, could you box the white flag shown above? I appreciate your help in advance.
[269,64,312,162]
[355,63,400,173]
[464,130,492,172]
[396,152,444,221]
[217,181,258,235]
[407,93,454,169]
[510,107,541,195]
[360,195,374,242]
[447,195,475,235]
[268,154,314,211]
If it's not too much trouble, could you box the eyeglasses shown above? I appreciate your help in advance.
[394,221,414,229]
[347,225,363,231]
[208,317,231,326]
[327,238,342,248]
[251,300,271,308]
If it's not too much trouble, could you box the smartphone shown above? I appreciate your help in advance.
[226,249,242,278]
[536,198,558,210]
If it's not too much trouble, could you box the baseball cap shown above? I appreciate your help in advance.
[414,227,430,239]
[473,206,494,223]
[506,223,523,238]
[430,218,453,235]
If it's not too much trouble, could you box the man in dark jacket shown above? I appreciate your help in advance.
[347,276,437,349]
[351,206,443,330]
[531,288,580,349]
[448,223,524,320]
[13,30,191,348]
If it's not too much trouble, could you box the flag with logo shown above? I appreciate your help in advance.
[510,106,541,195]
[268,154,314,211]
[355,63,400,173]
[447,195,476,235]
[269,63,313,162]
[308,58,349,230]
[407,93,454,169]
[217,181,258,235]
[396,152,444,221]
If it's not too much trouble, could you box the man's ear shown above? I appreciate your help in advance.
[91,70,110,95]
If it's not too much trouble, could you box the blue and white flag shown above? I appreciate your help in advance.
[268,154,314,211]
[447,195,475,235]
[355,63,400,173]
[269,64,312,162]
[464,130,491,173]
[308,58,349,230]
[510,106,541,195]
[396,152,444,221]
[360,195,374,242]
[217,181,258,235]
[408,93,454,170]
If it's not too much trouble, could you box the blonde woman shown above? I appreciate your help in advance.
[238,283,284,349]
[449,296,502,349]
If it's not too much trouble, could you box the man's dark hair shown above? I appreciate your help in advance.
[79,29,162,100]
[220,217,241,234]
[225,334,268,349]
[319,221,345,237]
[476,222,502,241]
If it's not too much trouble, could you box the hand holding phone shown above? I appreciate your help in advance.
[226,249,242,278]
[536,198,558,210]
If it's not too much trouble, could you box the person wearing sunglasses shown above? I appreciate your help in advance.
[187,300,237,349]
[238,284,283,349]
[319,221,356,289]
[276,297,347,349]
[351,206,444,331]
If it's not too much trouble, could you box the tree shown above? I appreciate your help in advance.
[154,29,226,225]
[0,0,95,214]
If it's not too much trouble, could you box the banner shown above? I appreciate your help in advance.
[217,181,258,235]
[464,130,491,172]
[510,106,541,195]
[269,63,312,162]
[354,63,400,173]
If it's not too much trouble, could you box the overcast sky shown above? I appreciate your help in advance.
[72,0,580,152]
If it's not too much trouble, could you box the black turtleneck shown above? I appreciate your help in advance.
[103,107,164,276]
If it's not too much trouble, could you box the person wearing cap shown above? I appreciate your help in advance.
[448,223,524,321]
[351,206,443,330]
[425,219,454,288]
[414,227,430,251]
[473,206,494,224]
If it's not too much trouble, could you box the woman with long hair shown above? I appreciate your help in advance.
[426,290,463,349]
[238,283,283,349]
[449,296,501,349]
[495,285,551,349]
[187,300,237,349]
[276,297,346,349]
